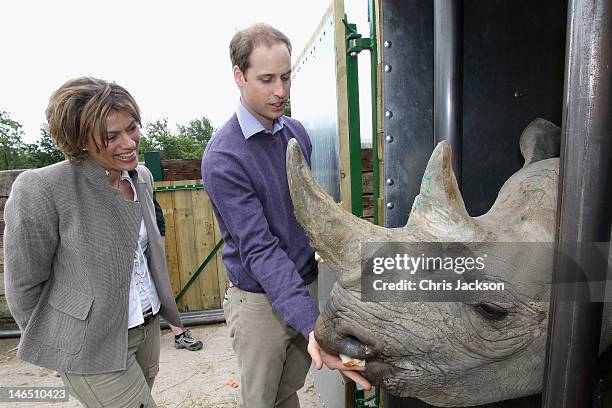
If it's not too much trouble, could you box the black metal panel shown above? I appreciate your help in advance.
[462,0,567,215]
[382,0,434,228]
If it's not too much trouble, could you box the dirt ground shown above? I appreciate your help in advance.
[0,323,324,408]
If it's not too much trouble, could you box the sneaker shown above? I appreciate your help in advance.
[175,330,203,351]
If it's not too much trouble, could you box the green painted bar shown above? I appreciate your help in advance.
[154,184,204,192]
[345,18,364,218]
[174,239,224,304]
[144,151,163,181]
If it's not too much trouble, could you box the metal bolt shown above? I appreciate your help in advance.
[386,178,394,186]
[384,64,392,72]
[385,135,394,143]
[385,110,393,119]
[386,202,395,209]
[350,51,357,58]
[384,40,392,48]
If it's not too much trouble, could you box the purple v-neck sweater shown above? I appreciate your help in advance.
[201,114,318,338]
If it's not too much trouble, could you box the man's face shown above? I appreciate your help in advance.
[234,42,291,130]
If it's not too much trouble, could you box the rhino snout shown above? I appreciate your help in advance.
[314,309,383,360]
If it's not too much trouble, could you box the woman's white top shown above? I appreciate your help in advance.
[120,171,161,328]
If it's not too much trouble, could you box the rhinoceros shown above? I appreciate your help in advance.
[285,118,612,407]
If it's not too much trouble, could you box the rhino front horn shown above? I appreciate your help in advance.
[286,139,397,287]
[406,141,477,240]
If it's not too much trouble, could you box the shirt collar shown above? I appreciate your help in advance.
[104,170,138,201]
[236,101,285,140]
[120,170,138,201]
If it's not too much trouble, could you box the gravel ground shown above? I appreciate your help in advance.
[0,323,323,408]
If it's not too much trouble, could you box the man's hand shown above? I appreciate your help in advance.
[307,331,372,390]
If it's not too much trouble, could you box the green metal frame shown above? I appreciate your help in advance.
[342,0,380,225]
[355,386,381,407]
[343,3,381,406]
[344,17,365,218]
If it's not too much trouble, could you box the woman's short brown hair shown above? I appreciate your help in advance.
[230,23,292,75]
[46,77,141,164]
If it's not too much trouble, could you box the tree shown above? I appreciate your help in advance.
[177,116,215,147]
[28,127,64,167]
[140,116,215,160]
[142,118,190,159]
[0,110,29,170]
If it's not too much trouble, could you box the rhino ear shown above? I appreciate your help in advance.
[519,118,561,167]
[406,142,476,238]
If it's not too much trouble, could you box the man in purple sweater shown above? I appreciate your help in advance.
[202,23,369,407]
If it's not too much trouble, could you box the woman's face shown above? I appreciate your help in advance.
[86,110,141,174]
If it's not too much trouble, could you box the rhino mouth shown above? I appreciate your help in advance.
[316,330,396,385]
[337,336,397,385]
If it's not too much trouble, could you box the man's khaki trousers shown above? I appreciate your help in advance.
[224,283,317,408]
[60,315,160,408]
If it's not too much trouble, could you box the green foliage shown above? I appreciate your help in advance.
[140,116,215,160]
[283,98,291,117]
[0,110,29,169]
[0,111,65,170]
[26,127,65,168]
[177,117,215,145]
[0,110,214,170]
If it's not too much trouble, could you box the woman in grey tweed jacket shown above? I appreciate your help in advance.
[4,77,183,407]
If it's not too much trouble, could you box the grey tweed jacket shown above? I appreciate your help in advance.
[3,156,182,374]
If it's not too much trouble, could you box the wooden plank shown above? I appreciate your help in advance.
[161,159,202,181]
[333,0,352,212]
[362,195,374,218]
[362,172,373,195]
[361,148,373,172]
[171,181,203,311]
[154,182,181,303]
[191,184,221,309]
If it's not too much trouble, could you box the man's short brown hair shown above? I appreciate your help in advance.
[46,77,141,164]
[229,23,292,75]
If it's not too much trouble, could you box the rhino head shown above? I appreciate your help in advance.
[286,118,612,407]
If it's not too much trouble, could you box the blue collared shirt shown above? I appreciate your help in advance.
[236,102,285,139]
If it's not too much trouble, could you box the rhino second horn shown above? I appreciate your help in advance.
[286,139,396,287]
[406,141,477,240]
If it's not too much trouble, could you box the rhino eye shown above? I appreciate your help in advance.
[473,303,508,321]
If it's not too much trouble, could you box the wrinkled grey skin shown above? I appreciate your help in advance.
[286,118,612,407]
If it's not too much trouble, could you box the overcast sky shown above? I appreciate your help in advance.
[1,0,367,143]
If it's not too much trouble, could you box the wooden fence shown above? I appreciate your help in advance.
[154,180,228,312]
